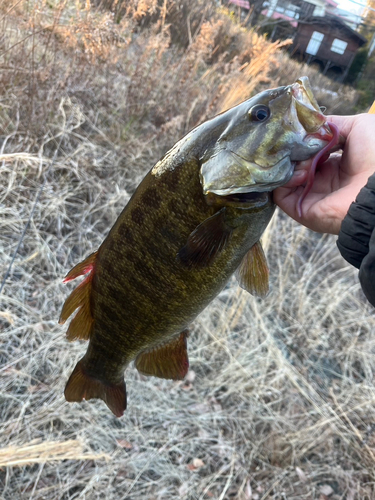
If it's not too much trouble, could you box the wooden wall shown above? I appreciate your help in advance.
[293,22,362,68]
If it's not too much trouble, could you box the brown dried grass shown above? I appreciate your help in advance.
[1,1,373,499]
[0,440,110,467]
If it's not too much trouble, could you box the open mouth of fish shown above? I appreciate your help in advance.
[290,79,341,214]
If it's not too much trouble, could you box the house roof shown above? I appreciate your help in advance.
[228,0,251,9]
[263,10,298,27]
[298,14,367,44]
[305,0,338,8]
[325,0,338,8]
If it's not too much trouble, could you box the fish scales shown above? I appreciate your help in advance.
[60,77,336,416]
[88,160,274,377]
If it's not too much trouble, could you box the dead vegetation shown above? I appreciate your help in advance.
[0,440,110,467]
[1,1,374,499]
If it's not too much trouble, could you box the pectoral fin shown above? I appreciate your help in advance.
[235,241,269,298]
[135,330,189,380]
[178,208,232,268]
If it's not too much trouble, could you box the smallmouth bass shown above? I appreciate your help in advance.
[60,77,335,416]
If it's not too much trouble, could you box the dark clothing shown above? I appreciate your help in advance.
[337,173,375,307]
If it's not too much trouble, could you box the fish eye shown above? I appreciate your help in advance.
[249,104,271,122]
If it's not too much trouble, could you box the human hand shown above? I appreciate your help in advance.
[273,114,375,234]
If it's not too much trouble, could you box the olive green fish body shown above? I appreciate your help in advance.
[60,77,334,416]
[85,159,274,383]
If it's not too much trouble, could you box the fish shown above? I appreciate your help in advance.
[59,76,334,417]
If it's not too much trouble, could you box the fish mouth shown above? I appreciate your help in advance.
[288,77,335,165]
[291,77,333,141]
[290,78,342,216]
[292,77,325,132]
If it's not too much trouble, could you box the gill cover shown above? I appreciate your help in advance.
[200,77,330,197]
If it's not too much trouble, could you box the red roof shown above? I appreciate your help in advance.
[325,0,338,7]
[262,10,298,27]
[229,0,251,9]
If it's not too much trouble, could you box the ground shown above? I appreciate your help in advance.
[1,1,374,499]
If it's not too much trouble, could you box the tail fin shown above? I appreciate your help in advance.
[64,359,127,417]
[59,252,98,341]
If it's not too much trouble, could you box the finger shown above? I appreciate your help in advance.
[281,169,308,188]
[273,185,303,219]
[326,114,366,138]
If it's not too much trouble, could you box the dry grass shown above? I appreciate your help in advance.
[1,1,374,499]
[0,440,110,467]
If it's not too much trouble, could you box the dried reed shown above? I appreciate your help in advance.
[0,440,110,467]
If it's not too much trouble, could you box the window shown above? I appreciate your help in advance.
[306,31,324,56]
[275,0,301,18]
[285,4,300,18]
[331,38,347,55]
[313,5,325,16]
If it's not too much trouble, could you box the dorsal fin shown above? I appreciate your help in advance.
[135,330,189,380]
[63,251,98,283]
[59,252,98,341]
[235,241,269,298]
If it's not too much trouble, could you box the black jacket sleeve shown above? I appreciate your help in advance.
[359,228,375,307]
[337,173,375,307]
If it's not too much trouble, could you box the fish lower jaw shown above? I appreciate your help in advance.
[291,134,331,162]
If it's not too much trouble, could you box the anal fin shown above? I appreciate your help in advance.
[178,209,232,268]
[65,359,127,417]
[135,330,189,380]
[235,241,269,298]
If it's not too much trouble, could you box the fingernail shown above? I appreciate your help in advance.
[293,170,307,179]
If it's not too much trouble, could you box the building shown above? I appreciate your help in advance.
[291,15,367,80]
[262,0,337,26]
[334,6,364,30]
[228,0,367,82]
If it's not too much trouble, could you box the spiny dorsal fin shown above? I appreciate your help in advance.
[65,359,127,418]
[178,209,232,268]
[235,241,269,298]
[135,330,189,380]
[59,251,98,341]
